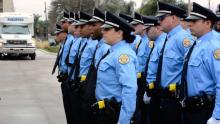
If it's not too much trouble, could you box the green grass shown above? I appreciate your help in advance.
[36,40,59,53]
[44,45,60,53]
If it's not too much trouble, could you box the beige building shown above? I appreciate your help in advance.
[0,0,14,12]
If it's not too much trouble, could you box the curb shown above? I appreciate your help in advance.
[37,49,57,55]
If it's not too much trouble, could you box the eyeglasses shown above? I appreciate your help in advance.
[189,19,201,23]
[158,14,171,21]
[61,21,68,24]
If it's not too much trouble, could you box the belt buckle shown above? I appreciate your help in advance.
[137,73,142,79]
[180,98,186,108]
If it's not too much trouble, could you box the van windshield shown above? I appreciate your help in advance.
[2,25,30,34]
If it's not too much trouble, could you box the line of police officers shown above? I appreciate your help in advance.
[51,1,220,124]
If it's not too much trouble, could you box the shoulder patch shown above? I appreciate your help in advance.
[183,38,191,47]
[119,54,130,64]
[214,49,220,60]
[149,41,154,48]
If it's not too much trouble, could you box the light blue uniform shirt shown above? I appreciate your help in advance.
[67,36,82,75]
[94,39,111,67]
[130,35,142,51]
[95,40,138,124]
[185,31,220,119]
[68,37,87,80]
[146,33,167,84]
[59,34,74,73]
[79,37,98,76]
[212,30,220,41]
[136,34,151,73]
[160,25,194,88]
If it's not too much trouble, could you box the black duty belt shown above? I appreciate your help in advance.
[180,95,215,110]
[146,82,180,98]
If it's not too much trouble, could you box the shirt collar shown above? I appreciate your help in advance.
[142,34,147,39]
[167,24,182,38]
[155,33,167,44]
[197,31,213,44]
[110,40,126,52]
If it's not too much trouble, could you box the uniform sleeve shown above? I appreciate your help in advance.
[115,54,138,124]
[176,33,194,56]
[207,48,220,119]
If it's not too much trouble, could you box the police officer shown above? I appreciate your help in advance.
[181,2,220,124]
[68,12,82,74]
[80,8,110,124]
[54,24,67,45]
[118,13,142,53]
[154,2,194,124]
[130,12,151,124]
[213,5,220,41]
[143,16,167,124]
[51,11,75,124]
[62,12,84,124]
[94,11,138,124]
[68,12,77,36]
[119,13,134,23]
[214,5,220,33]
[75,11,97,81]
[60,12,75,75]
[67,11,98,123]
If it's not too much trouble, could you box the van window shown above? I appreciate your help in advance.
[2,25,30,34]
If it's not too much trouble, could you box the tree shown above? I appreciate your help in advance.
[48,0,136,34]
[34,14,42,37]
[98,0,135,14]
[139,0,186,16]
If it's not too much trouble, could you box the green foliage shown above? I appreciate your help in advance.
[34,14,48,39]
[48,0,136,34]
[139,0,187,16]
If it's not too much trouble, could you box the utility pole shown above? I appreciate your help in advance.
[188,0,191,15]
[79,0,82,11]
[208,0,211,9]
[44,0,48,40]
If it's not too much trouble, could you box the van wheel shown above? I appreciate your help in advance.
[30,53,36,60]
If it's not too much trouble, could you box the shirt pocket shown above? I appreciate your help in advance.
[99,62,111,71]
[99,61,117,84]
[188,58,201,67]
[81,51,91,59]
[164,50,183,63]
[188,58,201,81]
[150,54,159,62]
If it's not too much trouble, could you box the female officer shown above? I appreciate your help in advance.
[94,11,138,124]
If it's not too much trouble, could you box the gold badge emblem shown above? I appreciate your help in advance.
[183,38,191,47]
[119,54,129,64]
[214,49,220,60]
[149,41,154,48]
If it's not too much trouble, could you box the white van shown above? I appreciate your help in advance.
[0,12,36,60]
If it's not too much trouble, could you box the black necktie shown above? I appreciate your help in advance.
[180,41,197,99]
[145,42,155,75]
[136,39,142,54]
[155,37,168,87]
